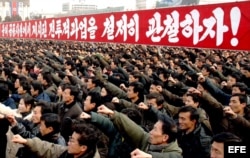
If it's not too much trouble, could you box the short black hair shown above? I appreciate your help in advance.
[178,106,199,122]
[41,113,61,133]
[228,72,242,82]
[20,80,31,93]
[151,80,164,88]
[232,82,248,93]
[186,93,200,104]
[87,91,101,110]
[158,113,177,143]
[63,84,79,101]
[231,93,247,104]
[121,108,142,125]
[211,132,241,143]
[73,123,98,153]
[0,81,9,101]
[41,71,53,85]
[34,102,53,114]
[146,93,164,106]
[87,77,101,88]
[31,80,44,94]
[129,81,144,99]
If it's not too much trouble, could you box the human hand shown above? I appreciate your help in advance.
[97,105,114,116]
[130,149,152,158]
[111,97,120,104]
[223,106,237,119]
[80,112,91,119]
[221,81,227,87]
[6,114,17,126]
[65,69,73,76]
[156,86,162,93]
[198,74,206,83]
[12,135,27,144]
[120,84,127,91]
[188,87,201,95]
[138,102,149,110]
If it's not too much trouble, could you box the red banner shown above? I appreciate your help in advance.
[0,1,250,50]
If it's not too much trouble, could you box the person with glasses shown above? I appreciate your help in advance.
[12,123,100,158]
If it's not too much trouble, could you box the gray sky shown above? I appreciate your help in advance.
[29,0,244,13]
[29,0,135,13]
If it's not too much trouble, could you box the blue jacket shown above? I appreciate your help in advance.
[35,92,51,102]
[2,97,16,109]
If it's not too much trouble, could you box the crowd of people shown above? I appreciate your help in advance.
[0,38,249,158]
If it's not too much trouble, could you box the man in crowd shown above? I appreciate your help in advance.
[97,104,183,158]
[12,123,100,158]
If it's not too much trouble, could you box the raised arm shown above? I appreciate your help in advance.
[12,135,66,158]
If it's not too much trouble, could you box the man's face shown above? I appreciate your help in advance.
[227,76,236,87]
[128,75,136,83]
[241,69,250,78]
[178,112,196,132]
[210,141,224,158]
[175,66,183,74]
[197,84,205,93]
[15,79,20,89]
[17,86,26,95]
[231,87,243,95]
[32,106,42,124]
[110,61,116,70]
[39,120,52,136]
[149,85,157,93]
[68,132,86,155]
[184,96,199,108]
[62,89,74,104]
[37,73,45,85]
[86,79,95,90]
[201,68,210,76]
[127,86,137,99]
[229,96,245,114]
[149,121,167,145]
[147,98,160,109]
[83,96,95,112]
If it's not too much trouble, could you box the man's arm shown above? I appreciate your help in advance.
[12,135,67,158]
[97,105,149,149]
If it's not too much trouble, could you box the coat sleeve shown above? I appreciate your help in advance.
[111,111,149,149]
[90,112,117,139]
[149,152,183,158]
[201,92,224,114]
[103,82,127,99]
[119,99,137,109]
[11,122,38,138]
[230,115,250,131]
[26,137,67,158]
[203,78,231,105]
[161,89,184,107]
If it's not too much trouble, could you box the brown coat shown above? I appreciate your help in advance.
[201,92,250,142]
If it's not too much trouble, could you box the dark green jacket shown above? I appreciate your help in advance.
[111,111,183,158]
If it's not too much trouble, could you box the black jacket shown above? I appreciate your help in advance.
[49,101,83,141]
[177,124,211,158]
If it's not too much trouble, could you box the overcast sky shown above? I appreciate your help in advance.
[29,0,245,13]
[29,0,135,13]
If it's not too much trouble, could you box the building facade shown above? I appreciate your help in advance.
[0,0,30,21]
